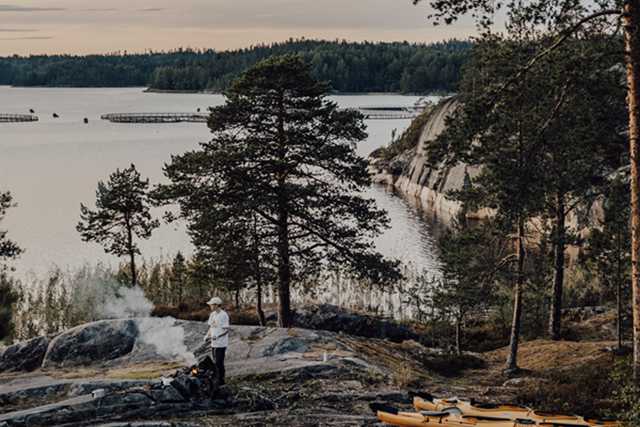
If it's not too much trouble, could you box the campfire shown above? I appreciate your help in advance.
[168,355,219,400]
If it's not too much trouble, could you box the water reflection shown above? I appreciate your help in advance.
[0,88,443,294]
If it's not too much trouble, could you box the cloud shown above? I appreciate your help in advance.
[0,36,53,40]
[82,8,118,12]
[0,29,37,32]
[0,4,66,12]
[137,8,164,12]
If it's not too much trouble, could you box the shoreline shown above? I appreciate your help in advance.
[144,87,452,96]
[2,85,450,97]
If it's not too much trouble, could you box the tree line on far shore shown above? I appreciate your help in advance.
[0,39,470,94]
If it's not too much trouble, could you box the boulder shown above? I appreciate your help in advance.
[42,320,137,368]
[292,304,420,343]
[0,336,49,372]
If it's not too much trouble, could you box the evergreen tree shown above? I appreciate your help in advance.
[537,40,626,340]
[435,214,503,354]
[0,191,22,267]
[77,164,159,288]
[0,190,22,341]
[170,252,188,305]
[157,55,400,327]
[431,36,547,372]
[413,0,640,382]
[586,176,632,351]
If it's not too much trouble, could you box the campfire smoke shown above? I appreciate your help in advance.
[92,282,196,365]
[137,317,197,365]
[100,285,154,319]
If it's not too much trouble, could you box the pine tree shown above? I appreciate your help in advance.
[431,36,547,372]
[435,215,502,354]
[170,252,188,305]
[157,55,400,327]
[538,40,626,340]
[586,177,632,351]
[413,0,640,382]
[77,164,159,288]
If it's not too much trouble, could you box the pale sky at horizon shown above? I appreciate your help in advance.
[0,0,479,56]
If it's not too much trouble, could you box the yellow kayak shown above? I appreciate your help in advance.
[378,410,547,427]
[414,396,530,418]
[412,396,617,427]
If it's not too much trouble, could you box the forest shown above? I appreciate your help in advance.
[0,39,470,93]
[5,0,640,422]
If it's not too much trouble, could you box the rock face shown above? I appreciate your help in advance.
[0,336,49,373]
[42,319,138,368]
[371,97,489,222]
[0,320,410,426]
[292,304,421,343]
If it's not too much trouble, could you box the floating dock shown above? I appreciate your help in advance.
[100,107,423,124]
[359,110,421,120]
[0,114,39,123]
[101,113,208,123]
[359,105,425,120]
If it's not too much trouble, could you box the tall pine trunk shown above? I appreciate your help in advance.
[505,219,525,372]
[256,277,266,326]
[455,316,462,356]
[549,193,565,340]
[275,91,292,328]
[624,0,640,381]
[277,205,292,327]
[618,274,624,351]
[252,219,266,326]
[126,217,137,288]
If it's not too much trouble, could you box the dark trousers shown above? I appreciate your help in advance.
[212,347,226,385]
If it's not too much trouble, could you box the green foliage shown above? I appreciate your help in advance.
[517,358,623,419]
[0,190,21,341]
[0,191,22,268]
[156,55,400,326]
[169,252,188,305]
[584,177,632,300]
[10,257,213,341]
[12,264,121,340]
[0,273,19,341]
[370,105,435,161]
[77,164,159,287]
[434,216,506,353]
[613,359,640,426]
[0,40,471,93]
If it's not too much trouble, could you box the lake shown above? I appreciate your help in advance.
[0,87,442,281]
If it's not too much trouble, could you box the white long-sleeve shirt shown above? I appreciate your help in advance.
[207,310,230,348]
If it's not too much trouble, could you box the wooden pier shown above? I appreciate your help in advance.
[0,114,38,123]
[101,113,209,123]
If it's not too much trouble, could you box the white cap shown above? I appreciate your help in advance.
[207,297,223,306]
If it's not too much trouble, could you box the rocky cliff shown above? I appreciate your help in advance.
[371,97,489,222]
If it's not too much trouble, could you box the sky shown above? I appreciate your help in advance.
[0,0,478,55]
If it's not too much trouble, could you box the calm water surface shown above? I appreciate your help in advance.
[0,87,441,278]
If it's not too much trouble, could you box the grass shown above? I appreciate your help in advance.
[103,362,185,380]
[46,361,184,380]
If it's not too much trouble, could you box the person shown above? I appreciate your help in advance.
[204,296,230,385]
